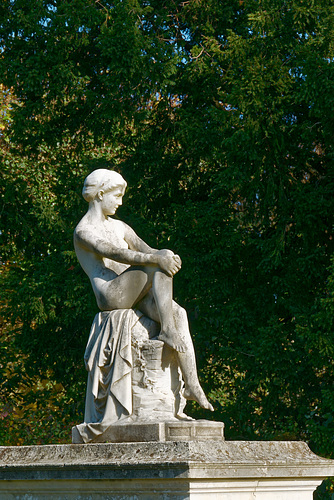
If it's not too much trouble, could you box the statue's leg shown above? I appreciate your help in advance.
[97,266,155,310]
[98,266,186,352]
[137,293,214,412]
[150,269,186,352]
[173,305,214,411]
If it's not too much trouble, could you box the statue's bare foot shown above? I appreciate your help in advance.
[158,330,186,353]
[183,386,214,411]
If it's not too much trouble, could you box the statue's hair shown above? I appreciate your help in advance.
[82,169,127,202]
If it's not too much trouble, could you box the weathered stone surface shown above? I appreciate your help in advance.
[1,441,333,499]
[0,440,333,479]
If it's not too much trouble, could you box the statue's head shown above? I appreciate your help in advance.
[82,169,127,202]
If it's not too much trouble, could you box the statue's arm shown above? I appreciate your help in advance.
[74,226,162,267]
[123,223,158,254]
[122,222,182,275]
[74,226,180,277]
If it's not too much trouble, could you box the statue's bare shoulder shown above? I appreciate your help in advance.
[74,215,128,251]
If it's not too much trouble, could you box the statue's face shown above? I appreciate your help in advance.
[100,187,124,216]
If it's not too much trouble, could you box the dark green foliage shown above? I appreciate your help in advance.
[1,7,334,497]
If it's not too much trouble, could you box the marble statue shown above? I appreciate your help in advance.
[73,169,213,443]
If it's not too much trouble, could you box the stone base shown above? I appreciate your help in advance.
[72,419,225,444]
[1,440,333,499]
[0,478,324,499]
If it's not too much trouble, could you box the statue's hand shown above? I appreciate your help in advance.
[157,251,182,277]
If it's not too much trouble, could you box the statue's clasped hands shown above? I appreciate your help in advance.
[156,249,182,277]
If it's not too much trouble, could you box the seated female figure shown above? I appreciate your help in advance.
[74,169,213,411]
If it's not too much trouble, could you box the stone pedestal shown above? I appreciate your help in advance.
[1,440,333,499]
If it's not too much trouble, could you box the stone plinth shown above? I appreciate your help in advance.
[72,419,225,444]
[1,440,333,499]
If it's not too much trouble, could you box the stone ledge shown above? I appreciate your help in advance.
[0,440,333,481]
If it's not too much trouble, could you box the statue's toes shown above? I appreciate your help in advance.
[175,344,186,353]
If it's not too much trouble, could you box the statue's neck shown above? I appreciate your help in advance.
[87,200,107,222]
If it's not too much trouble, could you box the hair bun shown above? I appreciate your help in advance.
[82,169,127,202]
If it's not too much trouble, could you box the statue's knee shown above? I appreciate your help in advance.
[158,249,174,257]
